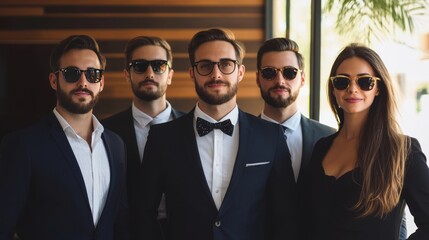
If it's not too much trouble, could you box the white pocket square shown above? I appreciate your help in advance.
[245,161,270,167]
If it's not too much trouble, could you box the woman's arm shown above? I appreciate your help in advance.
[403,138,429,239]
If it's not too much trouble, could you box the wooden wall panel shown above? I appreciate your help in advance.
[0,0,265,133]
[0,0,263,6]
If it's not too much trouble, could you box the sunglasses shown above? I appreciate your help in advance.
[193,59,238,76]
[330,75,380,91]
[260,67,301,80]
[56,67,103,83]
[128,59,170,74]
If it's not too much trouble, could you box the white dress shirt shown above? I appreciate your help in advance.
[132,101,173,161]
[194,103,239,209]
[53,108,110,226]
[261,111,302,181]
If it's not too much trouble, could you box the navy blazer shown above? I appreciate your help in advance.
[139,110,298,240]
[102,106,185,239]
[0,113,129,240]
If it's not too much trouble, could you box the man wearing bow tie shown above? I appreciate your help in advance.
[139,28,298,240]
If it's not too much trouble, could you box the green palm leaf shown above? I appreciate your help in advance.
[324,0,428,44]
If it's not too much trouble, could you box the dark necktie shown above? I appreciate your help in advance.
[281,125,288,140]
[196,117,234,137]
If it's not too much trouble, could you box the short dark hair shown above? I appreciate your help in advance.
[124,36,173,70]
[256,38,304,70]
[49,35,106,72]
[188,28,245,65]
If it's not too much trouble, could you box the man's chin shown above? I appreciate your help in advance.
[61,99,97,114]
[135,93,159,101]
[61,106,92,114]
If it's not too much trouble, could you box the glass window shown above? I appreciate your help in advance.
[271,0,312,118]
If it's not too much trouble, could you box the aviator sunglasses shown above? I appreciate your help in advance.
[260,67,302,80]
[56,67,103,83]
[330,75,380,91]
[128,59,170,74]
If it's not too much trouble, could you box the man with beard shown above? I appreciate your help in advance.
[256,37,336,182]
[139,28,298,240]
[0,35,129,240]
[102,36,184,240]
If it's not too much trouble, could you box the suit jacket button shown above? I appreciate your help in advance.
[214,220,221,227]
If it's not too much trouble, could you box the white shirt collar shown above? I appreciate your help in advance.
[132,101,173,127]
[194,102,239,125]
[261,110,301,132]
[53,108,104,138]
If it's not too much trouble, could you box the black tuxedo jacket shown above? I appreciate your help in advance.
[0,113,129,240]
[140,109,298,240]
[102,106,185,239]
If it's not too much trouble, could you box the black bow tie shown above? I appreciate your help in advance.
[196,117,234,137]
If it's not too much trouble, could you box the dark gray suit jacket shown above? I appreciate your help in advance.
[0,113,129,240]
[299,115,336,180]
[140,109,298,240]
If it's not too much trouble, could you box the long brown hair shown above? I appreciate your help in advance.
[327,43,410,218]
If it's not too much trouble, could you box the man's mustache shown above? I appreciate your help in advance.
[269,84,289,92]
[71,87,93,97]
[204,80,229,87]
[139,79,159,87]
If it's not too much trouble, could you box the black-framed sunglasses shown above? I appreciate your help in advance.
[128,59,170,74]
[330,75,380,91]
[56,67,103,83]
[193,58,238,76]
[260,67,302,80]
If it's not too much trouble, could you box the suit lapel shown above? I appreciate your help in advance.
[47,113,91,209]
[97,132,116,223]
[219,110,252,213]
[171,108,185,119]
[300,116,314,177]
[181,111,218,208]
[121,108,141,166]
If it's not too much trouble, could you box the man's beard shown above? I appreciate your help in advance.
[194,79,238,105]
[131,77,165,101]
[260,84,299,108]
[57,81,99,114]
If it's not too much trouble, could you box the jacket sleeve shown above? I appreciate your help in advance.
[404,138,429,239]
[0,133,30,240]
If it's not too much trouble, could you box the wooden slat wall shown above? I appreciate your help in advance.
[0,0,263,6]
[0,0,265,122]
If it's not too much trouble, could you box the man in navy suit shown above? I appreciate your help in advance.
[139,28,298,240]
[0,35,128,240]
[102,36,184,239]
[255,38,336,182]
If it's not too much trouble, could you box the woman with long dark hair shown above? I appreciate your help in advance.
[298,43,429,239]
